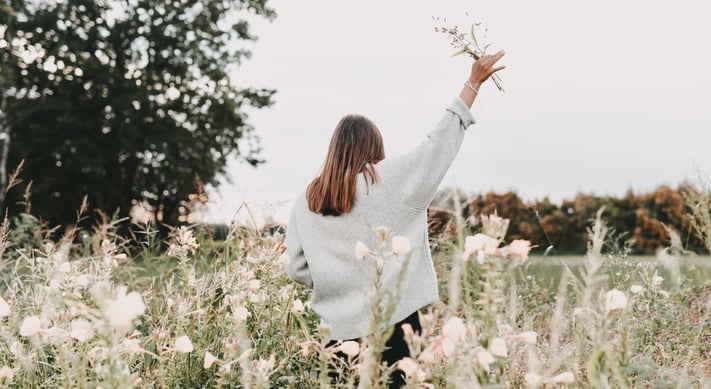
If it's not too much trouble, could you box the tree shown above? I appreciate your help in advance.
[1,0,275,227]
[0,3,16,206]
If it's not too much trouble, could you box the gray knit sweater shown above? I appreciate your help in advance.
[285,97,476,340]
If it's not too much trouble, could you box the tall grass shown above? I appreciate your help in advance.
[0,191,709,388]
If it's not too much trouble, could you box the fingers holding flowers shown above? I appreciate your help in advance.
[470,50,506,85]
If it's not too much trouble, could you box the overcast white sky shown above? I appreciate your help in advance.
[205,0,711,225]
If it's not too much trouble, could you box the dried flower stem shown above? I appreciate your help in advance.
[434,16,505,92]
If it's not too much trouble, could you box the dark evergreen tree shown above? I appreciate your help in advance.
[1,0,275,227]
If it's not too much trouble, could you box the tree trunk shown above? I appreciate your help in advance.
[0,94,10,208]
[1,1,17,209]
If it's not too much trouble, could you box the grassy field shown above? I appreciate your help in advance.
[521,255,711,289]
[0,213,709,388]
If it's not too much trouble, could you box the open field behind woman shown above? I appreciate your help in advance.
[518,255,711,288]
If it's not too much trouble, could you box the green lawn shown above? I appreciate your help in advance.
[518,255,711,289]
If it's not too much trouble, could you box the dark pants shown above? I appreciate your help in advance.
[327,311,422,388]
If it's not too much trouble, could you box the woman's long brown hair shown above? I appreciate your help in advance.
[307,114,385,216]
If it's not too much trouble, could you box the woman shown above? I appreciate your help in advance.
[285,51,506,387]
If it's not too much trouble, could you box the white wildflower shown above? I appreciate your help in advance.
[507,239,531,261]
[51,241,71,263]
[300,341,314,357]
[75,274,91,288]
[419,350,435,364]
[339,340,360,357]
[355,241,372,260]
[70,319,94,342]
[0,295,10,318]
[100,239,117,255]
[19,315,42,337]
[166,245,181,257]
[279,288,292,302]
[376,226,390,244]
[375,256,384,269]
[174,335,194,353]
[176,226,199,251]
[292,299,305,313]
[630,285,646,295]
[499,323,514,336]
[0,366,14,380]
[232,306,251,323]
[247,279,261,291]
[276,253,290,266]
[481,213,510,240]
[103,286,145,330]
[241,269,256,281]
[401,323,414,338]
[9,341,22,359]
[43,326,67,345]
[464,233,499,260]
[392,236,411,255]
[397,357,419,378]
[248,292,264,303]
[524,372,542,387]
[257,354,276,371]
[204,351,218,369]
[87,346,109,365]
[223,294,233,306]
[415,369,427,382]
[48,279,61,291]
[69,301,90,317]
[659,290,670,298]
[489,337,508,357]
[166,226,199,257]
[604,289,628,313]
[652,275,664,286]
[476,250,487,264]
[441,337,456,357]
[442,316,466,343]
[516,331,538,344]
[476,349,495,370]
[57,261,71,273]
[122,337,145,355]
[550,371,576,383]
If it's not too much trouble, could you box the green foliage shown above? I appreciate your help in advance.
[1,0,276,227]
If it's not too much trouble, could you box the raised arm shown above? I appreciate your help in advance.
[382,51,506,211]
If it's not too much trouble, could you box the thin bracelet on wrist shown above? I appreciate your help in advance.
[465,80,479,94]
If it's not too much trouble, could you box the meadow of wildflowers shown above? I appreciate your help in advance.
[0,194,709,388]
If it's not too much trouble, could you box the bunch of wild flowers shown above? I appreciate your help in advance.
[166,225,199,258]
[433,15,505,91]
[0,212,151,387]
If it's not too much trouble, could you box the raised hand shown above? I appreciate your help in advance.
[469,50,506,85]
[459,50,505,108]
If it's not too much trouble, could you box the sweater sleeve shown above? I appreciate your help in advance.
[284,207,313,288]
[385,97,476,211]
